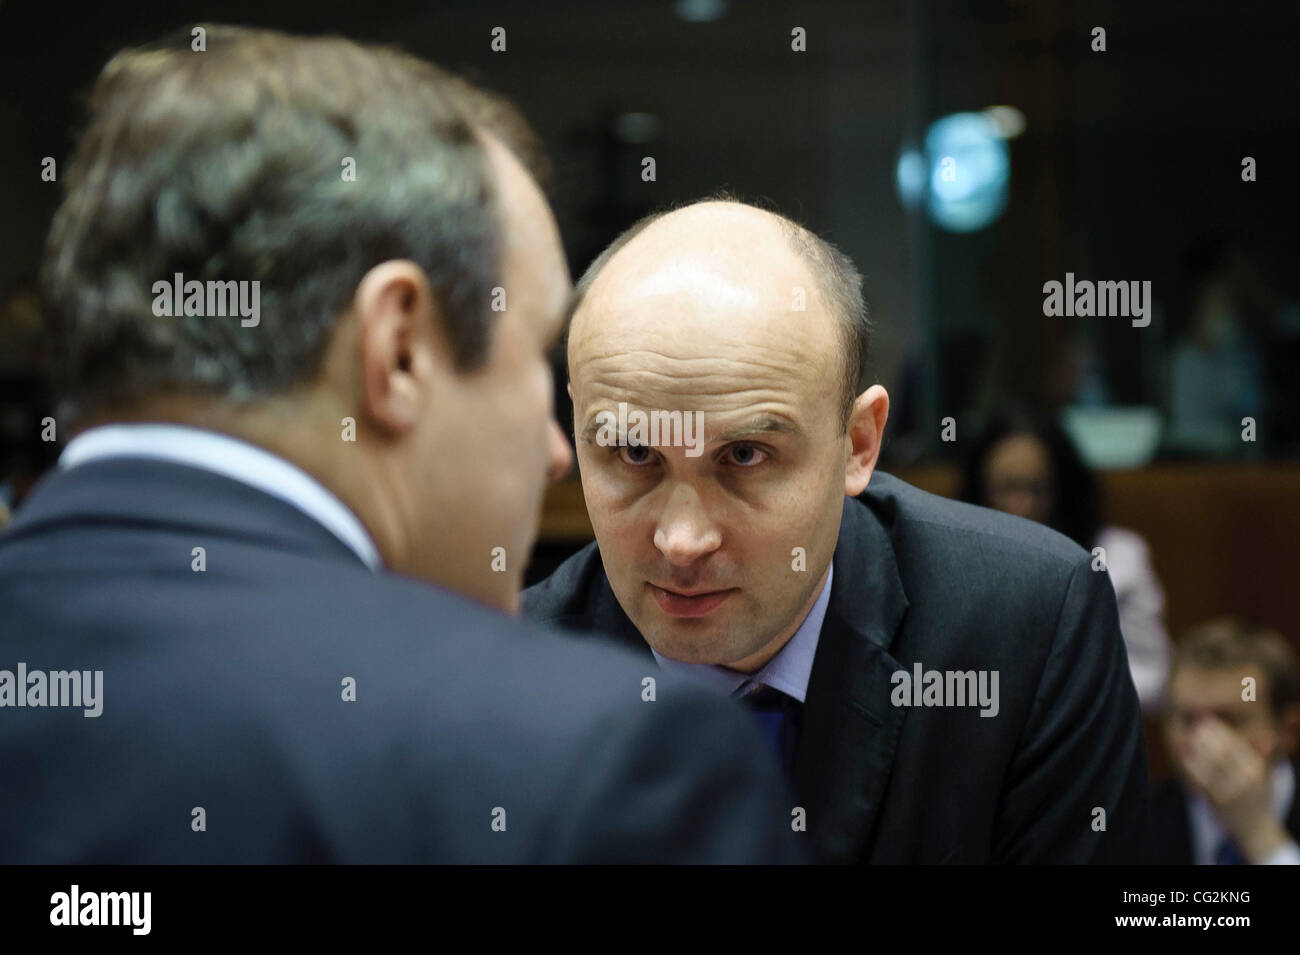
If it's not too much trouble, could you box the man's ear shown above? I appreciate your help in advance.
[844,384,890,497]
[352,260,445,436]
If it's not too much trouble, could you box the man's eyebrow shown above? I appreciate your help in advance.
[578,416,605,444]
[713,415,799,443]
[578,412,800,445]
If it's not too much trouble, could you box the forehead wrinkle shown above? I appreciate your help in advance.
[586,382,803,409]
[575,347,832,420]
[580,364,805,402]
[575,341,822,379]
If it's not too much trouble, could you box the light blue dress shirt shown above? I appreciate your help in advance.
[58,423,382,572]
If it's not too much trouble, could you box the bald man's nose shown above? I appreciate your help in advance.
[653,485,722,566]
[545,419,573,482]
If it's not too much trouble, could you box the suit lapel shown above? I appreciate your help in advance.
[794,494,910,863]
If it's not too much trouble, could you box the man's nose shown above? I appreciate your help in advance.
[545,419,573,482]
[653,484,722,566]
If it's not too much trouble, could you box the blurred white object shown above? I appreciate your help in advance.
[1061,406,1162,469]
[1095,526,1172,712]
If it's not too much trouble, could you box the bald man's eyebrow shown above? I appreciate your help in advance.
[579,414,613,445]
[578,411,798,447]
[713,415,799,443]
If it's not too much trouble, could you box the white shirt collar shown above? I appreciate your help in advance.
[58,423,382,572]
[651,561,833,702]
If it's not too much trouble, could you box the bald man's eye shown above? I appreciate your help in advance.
[725,443,769,468]
[617,444,656,467]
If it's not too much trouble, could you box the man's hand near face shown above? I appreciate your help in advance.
[1178,716,1291,863]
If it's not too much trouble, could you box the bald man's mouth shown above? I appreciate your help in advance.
[649,583,737,618]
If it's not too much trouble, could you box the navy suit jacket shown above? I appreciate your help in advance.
[0,457,801,863]
[524,472,1151,863]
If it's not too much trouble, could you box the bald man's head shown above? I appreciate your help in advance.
[571,199,869,425]
[566,198,889,672]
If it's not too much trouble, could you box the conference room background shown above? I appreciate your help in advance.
[2,0,1297,782]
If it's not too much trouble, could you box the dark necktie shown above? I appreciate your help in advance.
[1214,837,1246,866]
[733,680,801,776]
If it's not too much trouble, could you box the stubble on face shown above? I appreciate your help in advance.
[569,202,849,668]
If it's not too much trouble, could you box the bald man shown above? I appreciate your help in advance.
[525,199,1150,863]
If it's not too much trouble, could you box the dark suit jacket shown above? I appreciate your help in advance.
[0,457,801,863]
[524,471,1150,863]
[1147,763,1300,864]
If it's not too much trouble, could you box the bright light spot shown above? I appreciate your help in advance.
[674,0,727,23]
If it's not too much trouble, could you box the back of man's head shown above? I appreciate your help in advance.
[42,25,575,609]
[46,24,501,418]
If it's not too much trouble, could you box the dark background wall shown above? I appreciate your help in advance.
[3,0,1297,465]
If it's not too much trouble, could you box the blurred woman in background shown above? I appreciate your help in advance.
[960,407,1172,711]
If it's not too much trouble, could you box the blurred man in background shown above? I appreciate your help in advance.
[1149,617,1300,864]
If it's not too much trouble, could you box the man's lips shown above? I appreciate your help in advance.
[649,583,737,618]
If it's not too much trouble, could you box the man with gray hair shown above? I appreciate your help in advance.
[0,26,800,863]
[525,197,1150,863]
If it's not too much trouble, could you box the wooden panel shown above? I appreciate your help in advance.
[889,464,1300,640]
[538,477,593,542]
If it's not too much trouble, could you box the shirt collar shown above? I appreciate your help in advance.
[651,561,832,702]
[58,423,382,572]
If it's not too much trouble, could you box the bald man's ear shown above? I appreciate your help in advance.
[844,385,890,497]
[352,260,447,436]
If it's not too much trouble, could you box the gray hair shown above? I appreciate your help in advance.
[43,25,523,421]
